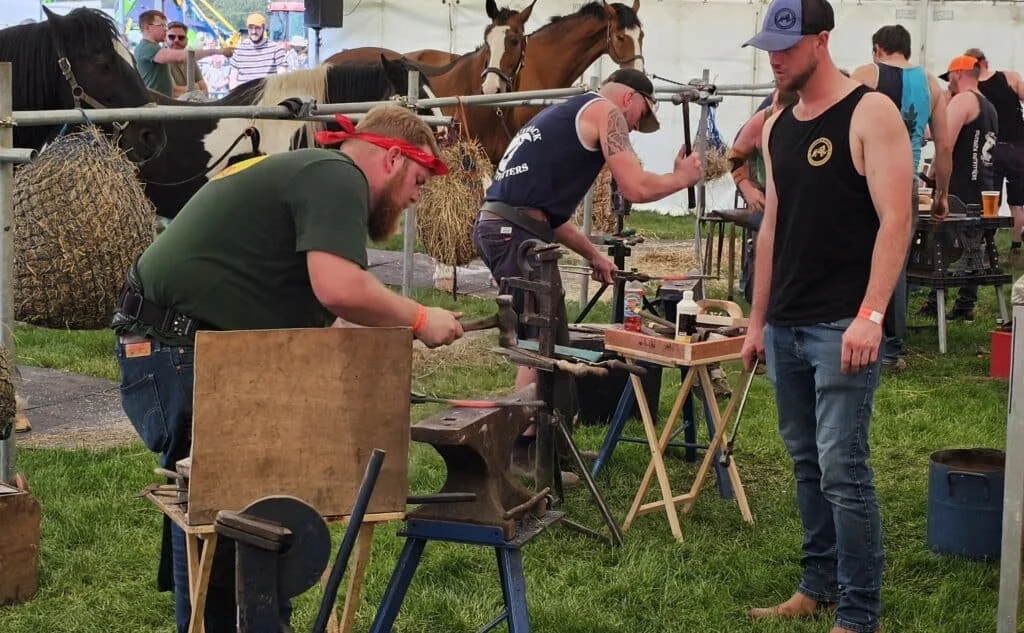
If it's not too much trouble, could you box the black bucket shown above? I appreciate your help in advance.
[926,448,1005,561]
[569,332,663,426]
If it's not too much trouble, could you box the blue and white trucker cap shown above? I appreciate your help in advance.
[743,0,836,52]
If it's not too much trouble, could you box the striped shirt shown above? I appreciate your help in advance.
[231,39,286,85]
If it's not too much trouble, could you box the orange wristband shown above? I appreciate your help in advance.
[412,305,427,335]
[857,307,883,325]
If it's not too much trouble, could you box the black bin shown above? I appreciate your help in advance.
[569,332,663,426]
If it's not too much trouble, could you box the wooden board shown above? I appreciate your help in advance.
[605,327,744,365]
[0,489,41,605]
[187,328,413,525]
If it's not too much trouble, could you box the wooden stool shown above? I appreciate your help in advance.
[145,487,401,633]
[605,328,754,542]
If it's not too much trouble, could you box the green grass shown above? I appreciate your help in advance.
[2,234,1018,633]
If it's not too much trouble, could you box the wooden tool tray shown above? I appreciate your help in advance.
[604,326,745,365]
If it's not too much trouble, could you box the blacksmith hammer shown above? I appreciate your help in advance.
[458,294,518,348]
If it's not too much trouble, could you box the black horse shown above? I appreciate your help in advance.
[0,7,166,163]
[137,56,440,220]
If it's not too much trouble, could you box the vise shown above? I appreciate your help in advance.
[408,385,549,540]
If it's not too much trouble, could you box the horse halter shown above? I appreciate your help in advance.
[605,22,644,68]
[480,32,527,92]
[51,33,135,140]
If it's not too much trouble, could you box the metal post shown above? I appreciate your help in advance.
[314,27,322,67]
[578,75,600,308]
[401,68,419,298]
[998,305,1024,633]
[186,49,196,93]
[0,63,16,483]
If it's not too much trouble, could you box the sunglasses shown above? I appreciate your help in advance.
[167,34,186,41]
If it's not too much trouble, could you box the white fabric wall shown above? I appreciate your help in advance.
[315,0,1024,215]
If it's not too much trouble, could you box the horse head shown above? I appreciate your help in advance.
[41,6,167,162]
[481,0,537,94]
[379,55,440,116]
[602,0,645,72]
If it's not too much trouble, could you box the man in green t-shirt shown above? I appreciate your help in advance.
[111,105,462,633]
[134,10,232,97]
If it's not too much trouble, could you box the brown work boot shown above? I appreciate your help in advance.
[748,592,836,620]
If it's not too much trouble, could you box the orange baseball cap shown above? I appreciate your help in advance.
[939,55,979,81]
[246,13,266,27]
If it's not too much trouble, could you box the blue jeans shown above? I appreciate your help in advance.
[882,261,907,362]
[764,319,884,633]
[117,337,291,633]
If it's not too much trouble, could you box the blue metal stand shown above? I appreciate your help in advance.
[368,514,563,633]
[591,366,735,499]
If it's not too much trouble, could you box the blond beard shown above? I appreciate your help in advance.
[368,163,409,242]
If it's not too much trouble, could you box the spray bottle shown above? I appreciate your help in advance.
[675,290,699,344]
[623,278,644,332]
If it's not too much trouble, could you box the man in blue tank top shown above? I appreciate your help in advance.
[850,24,953,369]
[741,0,914,631]
[473,68,703,393]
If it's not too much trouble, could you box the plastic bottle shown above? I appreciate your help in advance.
[675,290,699,344]
[623,279,644,332]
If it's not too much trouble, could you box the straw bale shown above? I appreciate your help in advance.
[574,165,616,235]
[13,126,156,330]
[0,346,15,426]
[416,138,493,267]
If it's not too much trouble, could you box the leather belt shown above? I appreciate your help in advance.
[478,201,554,243]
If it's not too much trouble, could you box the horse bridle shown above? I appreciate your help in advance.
[51,33,135,141]
[480,30,527,93]
[605,21,645,68]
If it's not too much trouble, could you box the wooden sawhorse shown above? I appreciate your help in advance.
[145,488,403,633]
[603,343,754,542]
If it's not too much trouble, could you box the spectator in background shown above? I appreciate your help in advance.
[228,13,287,89]
[286,35,309,71]
[134,10,232,97]
[166,22,208,99]
[202,54,231,99]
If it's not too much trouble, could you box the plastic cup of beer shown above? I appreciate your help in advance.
[982,191,1000,217]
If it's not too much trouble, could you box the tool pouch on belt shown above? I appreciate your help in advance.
[480,200,555,243]
[111,259,213,339]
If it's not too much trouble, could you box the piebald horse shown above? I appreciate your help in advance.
[326,0,535,96]
[137,58,433,219]
[0,6,166,162]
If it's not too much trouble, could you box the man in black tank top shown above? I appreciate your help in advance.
[921,55,999,320]
[964,48,1024,251]
[741,0,914,630]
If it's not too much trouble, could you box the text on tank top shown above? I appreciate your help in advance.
[875,62,931,170]
[978,71,1024,143]
[766,85,878,327]
[950,91,998,206]
[485,92,608,227]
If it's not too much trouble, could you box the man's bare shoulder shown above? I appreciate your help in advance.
[850,63,878,88]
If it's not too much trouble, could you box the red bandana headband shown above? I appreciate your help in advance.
[314,114,449,176]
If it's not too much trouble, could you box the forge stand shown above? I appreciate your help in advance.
[907,213,1012,353]
[499,239,624,547]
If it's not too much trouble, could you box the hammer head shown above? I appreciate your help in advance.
[495,294,519,349]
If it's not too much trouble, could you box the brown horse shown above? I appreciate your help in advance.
[461,0,646,166]
[325,0,535,95]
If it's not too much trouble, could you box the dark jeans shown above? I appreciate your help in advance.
[116,337,292,633]
[764,319,884,633]
[882,256,908,362]
[472,219,567,340]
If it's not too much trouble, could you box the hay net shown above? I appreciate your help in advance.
[415,124,494,267]
[13,125,156,330]
[0,346,15,437]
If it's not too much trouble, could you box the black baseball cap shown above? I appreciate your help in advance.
[604,68,660,133]
[743,0,835,52]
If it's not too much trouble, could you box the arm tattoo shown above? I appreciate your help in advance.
[605,109,634,157]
